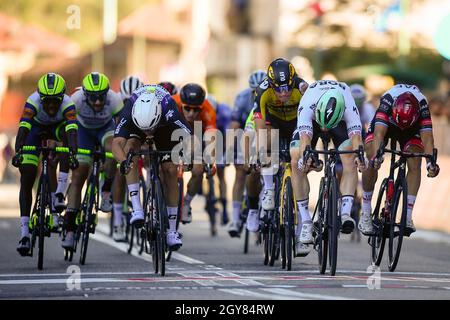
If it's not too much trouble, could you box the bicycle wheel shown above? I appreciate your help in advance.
[38,177,49,270]
[388,177,407,272]
[268,211,279,266]
[284,177,295,271]
[206,175,217,236]
[80,181,96,265]
[155,180,167,276]
[328,176,339,276]
[316,178,328,274]
[280,224,286,269]
[370,178,388,266]
[262,212,269,265]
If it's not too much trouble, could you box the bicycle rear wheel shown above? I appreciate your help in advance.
[328,176,339,276]
[370,178,388,266]
[388,177,407,272]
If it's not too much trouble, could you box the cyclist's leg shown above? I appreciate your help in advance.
[53,122,70,212]
[216,164,229,225]
[231,164,246,229]
[16,126,41,255]
[100,123,116,212]
[402,134,424,234]
[123,137,144,225]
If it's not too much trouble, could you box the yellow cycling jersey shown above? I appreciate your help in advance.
[253,76,306,122]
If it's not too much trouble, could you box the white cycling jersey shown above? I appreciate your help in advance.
[26,92,75,125]
[296,80,362,138]
[71,89,123,129]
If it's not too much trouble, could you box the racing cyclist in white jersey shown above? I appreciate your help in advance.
[62,72,124,249]
[290,80,367,253]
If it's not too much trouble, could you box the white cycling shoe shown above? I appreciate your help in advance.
[295,237,311,257]
[246,209,260,232]
[113,225,127,242]
[228,221,242,238]
[167,231,182,251]
[299,222,314,244]
[130,210,145,228]
[100,192,112,213]
[261,189,275,211]
[358,213,374,236]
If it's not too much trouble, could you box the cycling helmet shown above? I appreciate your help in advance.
[267,58,296,92]
[37,73,66,99]
[350,84,367,107]
[392,92,420,130]
[82,72,110,105]
[180,83,206,106]
[120,76,143,100]
[131,92,162,131]
[207,94,218,111]
[248,70,267,89]
[158,81,178,95]
[315,88,345,130]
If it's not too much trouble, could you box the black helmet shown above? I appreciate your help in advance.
[180,83,205,106]
[158,81,178,95]
[267,58,296,91]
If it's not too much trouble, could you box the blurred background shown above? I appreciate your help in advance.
[1,0,450,184]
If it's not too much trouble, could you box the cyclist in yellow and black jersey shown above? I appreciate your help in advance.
[247,58,308,234]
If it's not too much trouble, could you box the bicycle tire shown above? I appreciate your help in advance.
[388,177,407,272]
[80,180,96,265]
[38,176,48,270]
[328,176,339,276]
[206,175,217,236]
[155,179,167,276]
[284,177,294,271]
[280,225,286,269]
[243,226,249,254]
[268,211,279,266]
[316,177,328,274]
[370,178,388,266]
[263,221,269,265]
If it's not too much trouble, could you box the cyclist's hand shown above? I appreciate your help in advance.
[427,162,440,178]
[370,155,384,170]
[12,152,23,168]
[120,159,132,175]
[355,156,369,172]
[68,151,79,170]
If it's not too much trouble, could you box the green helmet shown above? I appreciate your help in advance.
[82,72,110,95]
[37,73,66,98]
[315,88,345,130]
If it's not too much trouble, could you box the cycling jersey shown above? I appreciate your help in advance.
[232,88,255,128]
[71,89,123,129]
[374,84,432,132]
[215,102,232,134]
[253,76,307,122]
[296,80,362,139]
[244,107,256,132]
[20,92,77,130]
[171,94,217,131]
[114,85,192,140]
[360,102,376,128]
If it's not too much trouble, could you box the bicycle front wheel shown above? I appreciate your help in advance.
[370,178,388,266]
[284,177,295,271]
[316,178,328,274]
[155,180,167,276]
[388,177,408,272]
[328,176,339,276]
[38,178,49,270]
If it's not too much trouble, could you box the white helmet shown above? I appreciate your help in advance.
[131,93,162,131]
[248,70,267,89]
[350,84,367,101]
[120,76,143,100]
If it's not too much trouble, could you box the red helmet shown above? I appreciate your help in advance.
[392,92,420,129]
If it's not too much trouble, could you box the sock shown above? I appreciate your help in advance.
[51,192,56,211]
[341,195,354,217]
[56,172,69,195]
[407,195,416,221]
[232,201,241,224]
[128,183,142,212]
[262,174,274,190]
[184,193,194,207]
[113,203,124,227]
[297,199,311,223]
[362,191,373,216]
[167,207,178,232]
[20,217,30,238]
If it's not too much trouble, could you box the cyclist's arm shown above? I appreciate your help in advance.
[62,100,78,152]
[371,124,388,157]
[418,97,434,156]
[15,100,37,152]
[112,136,127,163]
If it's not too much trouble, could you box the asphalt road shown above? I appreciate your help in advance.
[1,193,450,301]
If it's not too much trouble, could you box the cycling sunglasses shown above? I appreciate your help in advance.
[271,84,292,93]
[86,92,107,103]
[183,105,202,113]
[40,95,63,103]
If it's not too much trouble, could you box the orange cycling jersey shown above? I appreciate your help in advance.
[172,94,217,132]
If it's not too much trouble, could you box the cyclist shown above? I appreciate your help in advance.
[249,58,308,233]
[112,84,193,250]
[12,73,79,256]
[207,94,232,226]
[228,70,266,237]
[291,80,366,253]
[359,84,440,236]
[172,84,218,232]
[111,75,144,241]
[62,72,124,249]
[349,84,375,241]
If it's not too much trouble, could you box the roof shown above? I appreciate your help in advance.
[0,13,79,56]
[118,3,187,42]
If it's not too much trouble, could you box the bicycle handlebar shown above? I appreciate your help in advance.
[375,143,437,165]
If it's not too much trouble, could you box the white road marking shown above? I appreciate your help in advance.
[260,288,356,300]
[178,272,223,287]
[0,278,125,285]
[0,221,11,229]
[219,288,302,300]
[215,271,266,286]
